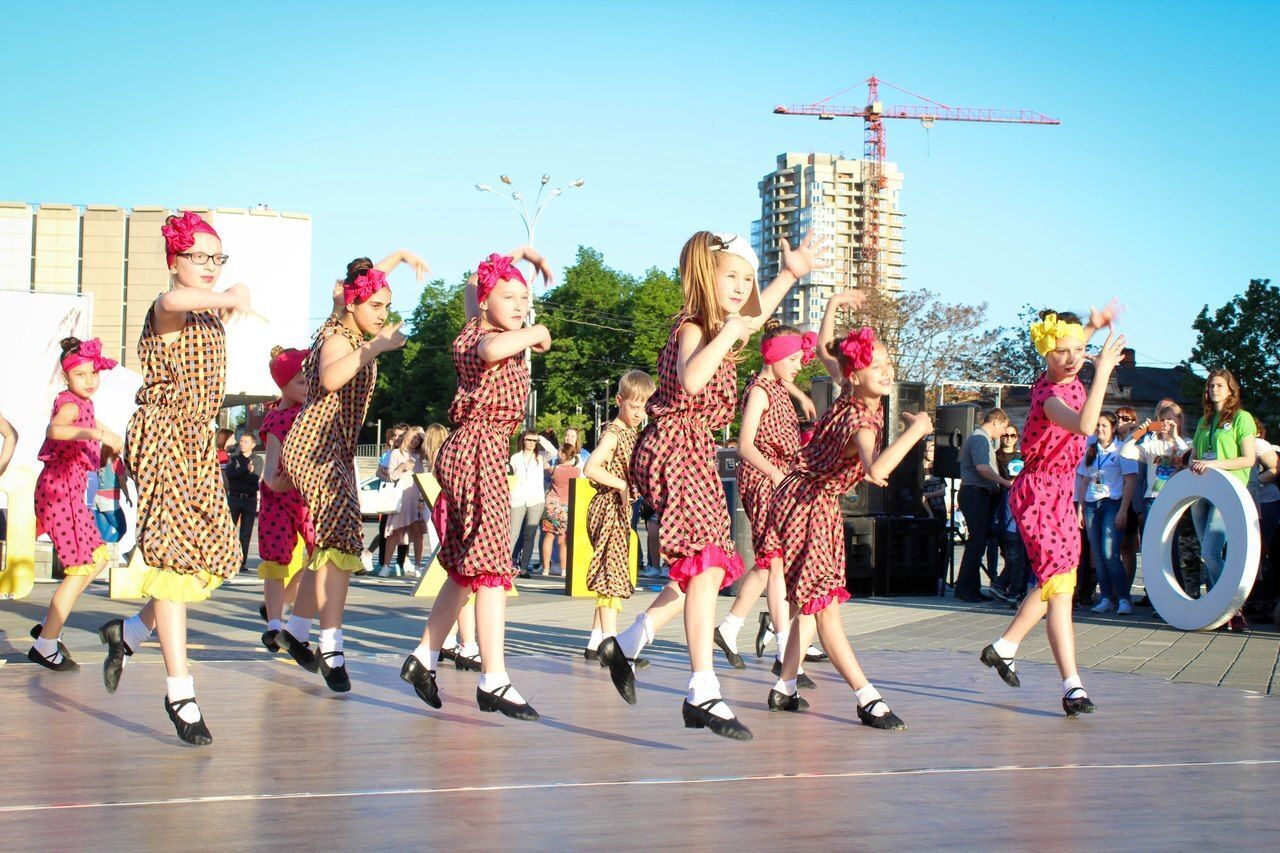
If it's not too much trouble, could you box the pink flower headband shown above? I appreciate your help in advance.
[761,331,818,366]
[61,338,118,373]
[837,327,878,375]
[161,211,219,265]
[343,268,388,305]
[475,253,527,304]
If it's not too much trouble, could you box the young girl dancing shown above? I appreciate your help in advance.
[598,230,826,741]
[713,319,821,684]
[257,346,314,653]
[277,251,427,692]
[582,370,656,661]
[400,247,553,721]
[97,211,250,745]
[767,324,931,727]
[28,337,124,671]
[980,307,1125,715]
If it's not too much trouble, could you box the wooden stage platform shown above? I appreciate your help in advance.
[1,643,1278,849]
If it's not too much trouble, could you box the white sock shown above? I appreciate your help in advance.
[686,670,733,719]
[1063,674,1085,697]
[855,683,888,717]
[718,612,744,652]
[441,631,458,651]
[806,644,823,656]
[33,636,61,661]
[123,614,152,652]
[479,671,526,704]
[458,642,479,658]
[166,675,201,723]
[993,637,1018,671]
[285,615,313,642]
[266,619,282,632]
[413,643,439,671]
[772,678,797,695]
[319,627,343,667]
[617,614,654,662]
[587,628,603,651]
[775,628,790,662]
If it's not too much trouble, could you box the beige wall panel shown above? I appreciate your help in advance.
[0,203,33,290]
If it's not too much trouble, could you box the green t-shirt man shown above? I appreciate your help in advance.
[1192,410,1257,485]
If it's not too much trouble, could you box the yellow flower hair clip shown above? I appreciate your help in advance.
[1029,313,1085,356]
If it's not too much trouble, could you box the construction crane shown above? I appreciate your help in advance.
[774,76,1059,292]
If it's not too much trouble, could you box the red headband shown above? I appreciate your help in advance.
[162,211,220,265]
[475,253,527,304]
[344,268,388,305]
[838,327,878,375]
[61,338,117,373]
[269,348,308,389]
[761,331,817,366]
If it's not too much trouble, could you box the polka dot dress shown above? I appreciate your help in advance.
[1010,373,1087,585]
[434,317,529,591]
[585,421,638,600]
[736,375,800,570]
[34,390,103,572]
[766,392,883,614]
[282,318,375,566]
[126,308,241,584]
[629,313,744,591]
[257,404,315,571]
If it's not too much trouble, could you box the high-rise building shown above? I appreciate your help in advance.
[752,153,905,330]
[0,202,311,401]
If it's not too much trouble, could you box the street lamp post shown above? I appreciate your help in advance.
[476,174,585,432]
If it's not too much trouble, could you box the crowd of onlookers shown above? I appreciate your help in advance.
[940,369,1280,629]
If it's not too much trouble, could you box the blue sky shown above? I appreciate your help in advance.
[5,0,1277,370]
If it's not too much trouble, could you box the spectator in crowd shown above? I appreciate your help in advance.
[1114,406,1142,589]
[1075,412,1139,614]
[363,423,408,573]
[921,439,947,520]
[539,443,581,577]
[510,430,547,577]
[563,426,590,468]
[381,426,428,578]
[1191,369,1256,630]
[225,433,260,571]
[992,423,1031,602]
[955,408,1012,602]
[1246,422,1279,612]
[215,428,235,468]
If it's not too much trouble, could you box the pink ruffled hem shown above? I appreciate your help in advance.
[752,549,781,572]
[668,544,745,592]
[800,587,851,616]
[446,568,513,593]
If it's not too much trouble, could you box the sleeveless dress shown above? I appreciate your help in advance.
[1010,373,1087,600]
[126,308,240,602]
[766,392,883,614]
[282,318,375,573]
[257,403,315,581]
[586,421,638,604]
[737,375,800,571]
[630,313,744,591]
[35,390,106,575]
[434,317,529,591]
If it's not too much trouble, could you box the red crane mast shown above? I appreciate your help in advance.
[774,76,1059,292]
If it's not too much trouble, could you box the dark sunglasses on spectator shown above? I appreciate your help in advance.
[1003,432,1018,439]
[1118,416,1135,422]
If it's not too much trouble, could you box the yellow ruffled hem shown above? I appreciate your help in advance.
[63,543,111,577]
[259,536,310,581]
[141,567,224,603]
[595,594,624,611]
[1039,571,1077,602]
[309,547,363,574]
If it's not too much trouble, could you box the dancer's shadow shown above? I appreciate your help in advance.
[534,716,684,750]
[24,679,202,747]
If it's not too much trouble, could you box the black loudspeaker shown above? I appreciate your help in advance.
[811,376,836,418]
[933,404,979,480]
[875,516,945,596]
[839,382,927,518]
[843,516,876,597]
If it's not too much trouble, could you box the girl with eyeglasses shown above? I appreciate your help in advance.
[97,211,252,745]
[1075,411,1139,614]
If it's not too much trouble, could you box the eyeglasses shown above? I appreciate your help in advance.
[1118,416,1135,423]
[176,252,230,266]
[1003,433,1018,439]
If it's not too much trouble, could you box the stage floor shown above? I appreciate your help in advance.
[1,645,1277,850]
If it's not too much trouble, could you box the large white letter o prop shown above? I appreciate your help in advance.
[1141,468,1259,631]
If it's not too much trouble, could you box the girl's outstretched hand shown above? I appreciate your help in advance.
[512,245,555,287]
[828,288,866,312]
[529,324,552,353]
[1088,299,1123,331]
[900,409,933,436]
[780,231,832,280]
[405,252,432,282]
[372,320,407,353]
[1090,329,1127,373]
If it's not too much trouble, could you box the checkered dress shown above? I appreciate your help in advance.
[282,318,375,557]
[630,313,744,590]
[126,307,241,578]
[766,392,883,613]
[737,375,800,570]
[435,317,529,590]
[586,421,638,599]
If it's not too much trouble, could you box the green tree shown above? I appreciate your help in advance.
[1185,278,1280,429]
